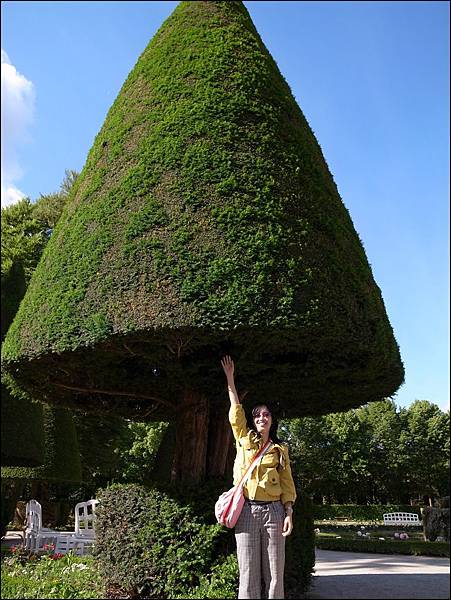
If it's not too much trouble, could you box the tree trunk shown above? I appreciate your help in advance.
[207,404,234,478]
[171,390,209,483]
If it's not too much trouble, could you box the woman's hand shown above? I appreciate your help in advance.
[221,355,235,380]
[282,515,293,537]
[221,355,240,405]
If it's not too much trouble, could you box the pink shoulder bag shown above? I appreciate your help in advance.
[215,440,272,528]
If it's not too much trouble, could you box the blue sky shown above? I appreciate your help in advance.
[2,1,449,412]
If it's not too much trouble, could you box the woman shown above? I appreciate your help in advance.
[221,355,296,600]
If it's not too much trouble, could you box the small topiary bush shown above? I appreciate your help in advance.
[94,483,225,598]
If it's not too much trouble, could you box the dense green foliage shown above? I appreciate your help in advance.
[1,405,82,483]
[1,170,78,307]
[72,411,132,487]
[399,400,450,501]
[1,199,46,467]
[94,483,225,598]
[1,386,44,467]
[281,399,449,504]
[2,0,403,422]
[115,420,169,484]
[1,199,45,337]
[1,550,104,599]
[173,553,239,599]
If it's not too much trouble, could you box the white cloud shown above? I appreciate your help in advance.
[1,49,35,207]
[2,183,26,206]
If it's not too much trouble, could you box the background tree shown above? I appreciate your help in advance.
[280,415,335,504]
[359,399,404,503]
[72,411,133,491]
[282,399,449,505]
[115,421,169,486]
[2,0,403,485]
[399,400,450,505]
[324,410,372,504]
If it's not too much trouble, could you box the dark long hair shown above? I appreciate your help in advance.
[246,402,283,444]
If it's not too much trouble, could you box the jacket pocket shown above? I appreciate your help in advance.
[261,467,282,496]
[260,446,278,466]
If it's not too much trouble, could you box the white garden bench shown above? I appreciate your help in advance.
[383,512,421,526]
[24,499,61,552]
[25,498,99,555]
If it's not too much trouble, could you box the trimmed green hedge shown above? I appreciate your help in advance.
[313,504,422,521]
[1,405,81,483]
[1,387,44,467]
[316,536,450,557]
[2,0,403,422]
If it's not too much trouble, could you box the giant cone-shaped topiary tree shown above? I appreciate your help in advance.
[2,1,404,482]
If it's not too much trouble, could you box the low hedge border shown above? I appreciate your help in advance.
[314,523,423,532]
[315,536,450,557]
[313,504,422,521]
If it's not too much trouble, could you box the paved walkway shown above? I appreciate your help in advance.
[304,549,450,599]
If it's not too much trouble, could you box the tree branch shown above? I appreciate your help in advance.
[50,381,176,410]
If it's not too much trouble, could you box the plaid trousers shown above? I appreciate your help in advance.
[235,500,286,599]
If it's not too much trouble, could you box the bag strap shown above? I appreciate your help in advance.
[237,441,272,489]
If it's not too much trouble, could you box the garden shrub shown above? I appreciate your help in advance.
[156,477,237,557]
[173,553,239,599]
[94,483,224,598]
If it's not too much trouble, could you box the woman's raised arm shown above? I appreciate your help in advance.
[221,355,240,405]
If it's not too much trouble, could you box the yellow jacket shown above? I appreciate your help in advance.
[229,404,297,505]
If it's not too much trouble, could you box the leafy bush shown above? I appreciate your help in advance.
[94,483,225,598]
[1,549,103,599]
[173,553,239,599]
[313,504,421,522]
